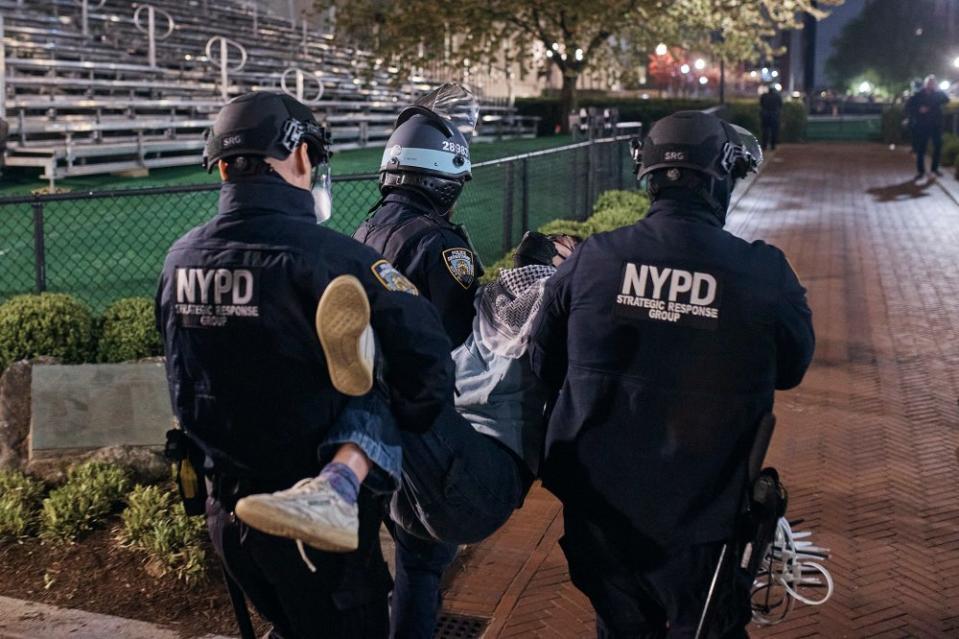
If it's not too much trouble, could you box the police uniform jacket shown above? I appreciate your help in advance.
[907,89,950,131]
[156,174,454,483]
[529,195,814,551]
[354,189,480,347]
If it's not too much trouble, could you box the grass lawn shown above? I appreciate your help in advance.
[0,134,634,310]
[0,135,574,196]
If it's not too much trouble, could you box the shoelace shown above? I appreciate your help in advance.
[751,517,834,625]
[288,477,322,574]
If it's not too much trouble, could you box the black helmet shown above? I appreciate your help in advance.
[203,91,331,172]
[638,111,761,182]
[379,84,476,212]
[633,111,761,219]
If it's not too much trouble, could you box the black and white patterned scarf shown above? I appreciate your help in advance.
[476,264,556,358]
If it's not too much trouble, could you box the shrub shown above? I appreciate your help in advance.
[593,190,650,214]
[0,470,46,539]
[940,133,959,168]
[97,297,162,363]
[40,461,131,543]
[120,484,207,583]
[0,293,96,372]
[589,206,647,233]
[482,189,651,282]
[516,96,807,143]
[537,218,596,238]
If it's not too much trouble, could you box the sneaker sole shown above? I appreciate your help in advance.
[316,275,373,396]
[235,497,359,553]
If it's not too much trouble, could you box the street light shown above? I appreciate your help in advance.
[771,70,780,78]
[694,58,706,70]
[655,42,668,56]
[699,76,708,85]
[940,80,951,91]
[953,56,959,68]
[680,63,690,74]
[859,81,872,93]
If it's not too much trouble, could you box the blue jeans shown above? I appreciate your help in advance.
[327,394,532,638]
[321,393,403,495]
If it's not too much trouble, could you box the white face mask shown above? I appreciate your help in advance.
[311,164,333,224]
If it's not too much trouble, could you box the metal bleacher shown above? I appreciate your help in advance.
[0,0,539,186]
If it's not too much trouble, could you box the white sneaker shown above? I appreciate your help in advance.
[235,477,359,553]
[316,275,375,396]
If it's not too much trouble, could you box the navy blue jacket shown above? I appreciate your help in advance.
[530,196,814,550]
[156,175,453,482]
[354,190,480,347]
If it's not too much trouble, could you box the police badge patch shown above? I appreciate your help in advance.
[442,248,475,289]
[371,259,419,295]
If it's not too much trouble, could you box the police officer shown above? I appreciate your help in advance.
[353,84,482,637]
[529,111,815,638]
[155,91,454,639]
[354,83,482,347]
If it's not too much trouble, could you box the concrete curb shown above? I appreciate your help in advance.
[934,171,959,208]
[0,596,233,639]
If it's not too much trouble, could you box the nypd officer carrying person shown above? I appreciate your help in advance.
[353,83,482,636]
[156,91,455,638]
[530,111,815,638]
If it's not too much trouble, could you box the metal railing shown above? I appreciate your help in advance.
[0,135,638,310]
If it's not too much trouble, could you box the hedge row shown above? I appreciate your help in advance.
[482,189,651,282]
[0,464,206,583]
[0,295,161,372]
[515,96,807,143]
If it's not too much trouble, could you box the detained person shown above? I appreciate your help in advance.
[236,230,580,638]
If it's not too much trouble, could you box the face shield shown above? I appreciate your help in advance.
[311,163,333,224]
[414,83,480,143]
[730,124,763,173]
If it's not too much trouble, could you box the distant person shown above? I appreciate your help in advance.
[907,75,950,179]
[760,86,783,151]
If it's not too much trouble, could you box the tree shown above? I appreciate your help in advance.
[325,0,841,129]
[827,0,951,97]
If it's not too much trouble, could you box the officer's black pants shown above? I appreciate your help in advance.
[206,491,392,639]
[914,126,943,174]
[560,510,751,639]
[760,115,779,151]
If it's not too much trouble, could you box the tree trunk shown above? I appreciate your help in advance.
[559,72,579,134]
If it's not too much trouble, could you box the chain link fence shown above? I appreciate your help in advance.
[0,135,637,310]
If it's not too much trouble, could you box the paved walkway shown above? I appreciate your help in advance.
[441,144,959,638]
[0,596,230,639]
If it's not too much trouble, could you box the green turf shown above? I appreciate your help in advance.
[0,135,574,196]
[0,134,635,312]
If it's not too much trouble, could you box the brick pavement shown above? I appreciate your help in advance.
[440,144,959,638]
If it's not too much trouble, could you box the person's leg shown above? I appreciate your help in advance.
[390,402,528,545]
[560,510,667,639]
[206,496,300,638]
[771,117,780,150]
[387,403,530,637]
[916,129,930,175]
[931,127,944,173]
[246,488,393,639]
[390,525,459,639]
[642,541,752,639]
[760,117,770,151]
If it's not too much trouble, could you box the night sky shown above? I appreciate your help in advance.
[814,0,867,87]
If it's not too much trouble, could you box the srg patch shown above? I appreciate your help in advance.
[371,259,419,295]
[443,248,475,289]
